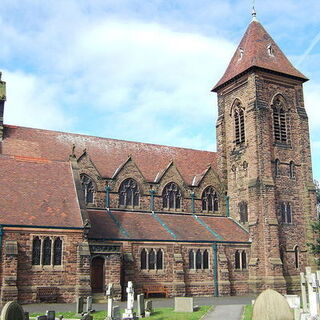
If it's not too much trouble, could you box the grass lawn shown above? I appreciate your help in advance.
[30,306,211,320]
[242,305,253,320]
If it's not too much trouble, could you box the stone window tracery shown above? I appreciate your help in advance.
[202,186,219,212]
[188,249,209,270]
[235,250,247,270]
[233,100,245,145]
[280,202,292,224]
[119,178,140,207]
[80,174,96,205]
[32,236,63,266]
[272,95,288,143]
[162,182,181,210]
[140,248,164,270]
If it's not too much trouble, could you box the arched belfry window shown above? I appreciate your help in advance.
[202,186,219,212]
[272,95,288,143]
[239,201,248,223]
[233,99,245,145]
[80,174,95,204]
[119,178,140,207]
[162,182,181,209]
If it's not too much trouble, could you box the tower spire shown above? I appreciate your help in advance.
[252,5,257,22]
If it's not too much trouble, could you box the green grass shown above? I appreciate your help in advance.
[30,306,211,320]
[242,305,253,320]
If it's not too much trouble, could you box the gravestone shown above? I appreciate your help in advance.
[252,289,293,320]
[106,283,114,320]
[145,300,153,317]
[306,267,318,317]
[46,310,55,320]
[0,301,25,320]
[113,306,121,320]
[300,272,308,313]
[24,312,30,320]
[86,296,93,313]
[76,296,84,314]
[36,316,48,320]
[137,294,145,318]
[174,297,194,313]
[81,312,93,320]
[122,281,136,319]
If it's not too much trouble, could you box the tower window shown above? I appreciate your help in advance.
[202,186,219,212]
[119,178,140,207]
[294,246,299,269]
[239,201,248,223]
[80,174,96,204]
[289,161,295,178]
[272,95,288,143]
[233,100,245,145]
[280,202,292,224]
[275,159,280,177]
[163,182,181,210]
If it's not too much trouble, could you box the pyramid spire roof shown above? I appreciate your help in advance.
[212,19,308,91]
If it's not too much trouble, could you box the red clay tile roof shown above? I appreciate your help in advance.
[0,155,83,228]
[88,209,249,242]
[213,20,308,91]
[2,125,217,185]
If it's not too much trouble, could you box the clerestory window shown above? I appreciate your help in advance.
[162,182,181,210]
[202,186,219,212]
[80,174,96,204]
[119,178,140,207]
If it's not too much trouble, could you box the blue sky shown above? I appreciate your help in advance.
[0,0,319,180]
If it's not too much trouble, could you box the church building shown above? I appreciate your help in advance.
[0,11,317,304]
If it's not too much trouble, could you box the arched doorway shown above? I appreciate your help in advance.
[91,256,104,293]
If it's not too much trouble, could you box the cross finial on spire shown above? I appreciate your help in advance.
[252,6,257,21]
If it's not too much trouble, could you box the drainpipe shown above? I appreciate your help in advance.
[212,244,219,297]
[105,185,111,209]
[190,192,195,213]
[225,195,230,217]
[150,190,155,211]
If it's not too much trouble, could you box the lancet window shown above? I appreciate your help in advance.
[294,246,300,269]
[80,174,95,204]
[140,248,164,270]
[272,95,288,143]
[289,161,295,178]
[32,236,63,266]
[188,249,209,270]
[119,178,140,207]
[233,100,245,145]
[235,250,247,270]
[280,202,292,224]
[202,186,219,212]
[162,182,181,209]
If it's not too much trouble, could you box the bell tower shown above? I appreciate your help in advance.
[213,11,317,293]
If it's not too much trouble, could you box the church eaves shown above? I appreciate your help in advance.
[212,20,308,92]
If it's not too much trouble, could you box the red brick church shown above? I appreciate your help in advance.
[0,12,317,304]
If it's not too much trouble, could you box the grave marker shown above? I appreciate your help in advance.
[113,306,121,320]
[122,281,136,319]
[0,301,25,320]
[86,296,93,313]
[106,283,114,320]
[137,294,145,318]
[46,310,55,320]
[76,296,84,314]
[145,300,153,317]
[300,272,308,313]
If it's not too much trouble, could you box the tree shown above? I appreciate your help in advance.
[308,180,320,265]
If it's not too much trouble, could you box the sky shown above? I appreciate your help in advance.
[0,0,319,180]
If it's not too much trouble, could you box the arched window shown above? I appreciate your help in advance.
[42,237,52,266]
[202,186,219,212]
[272,95,288,143]
[53,237,62,265]
[280,202,292,224]
[239,201,248,223]
[32,237,41,265]
[289,161,295,178]
[156,249,163,270]
[294,246,299,269]
[196,249,202,270]
[203,250,209,269]
[148,249,156,270]
[141,249,147,270]
[235,250,241,269]
[275,159,280,177]
[233,100,245,145]
[189,250,195,269]
[241,251,247,269]
[162,182,181,209]
[119,178,140,207]
[80,174,95,204]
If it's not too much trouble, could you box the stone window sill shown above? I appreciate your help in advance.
[31,265,64,271]
[187,269,211,274]
[141,269,165,274]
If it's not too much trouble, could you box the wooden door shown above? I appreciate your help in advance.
[91,256,104,293]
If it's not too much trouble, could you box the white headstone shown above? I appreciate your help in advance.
[106,283,114,320]
[122,281,135,319]
[306,267,318,317]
